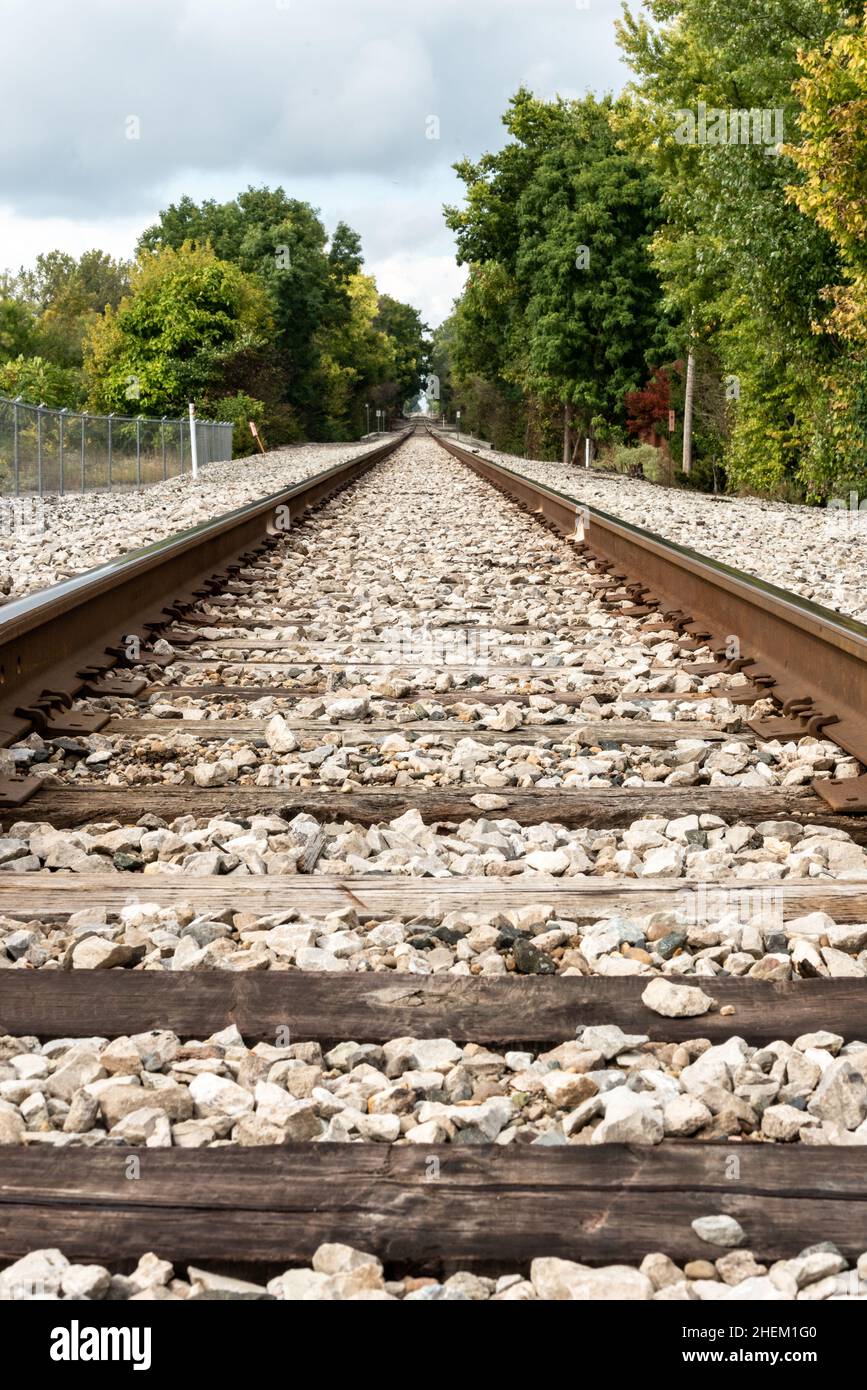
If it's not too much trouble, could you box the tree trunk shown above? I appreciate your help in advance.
[563,402,572,466]
[682,349,695,475]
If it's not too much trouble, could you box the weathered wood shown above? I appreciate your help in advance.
[1,1144,865,1266]
[176,639,569,656]
[0,867,861,922]
[13,782,867,839]
[171,657,624,677]
[137,685,717,707]
[1,971,865,1046]
[107,717,748,747]
[173,618,593,637]
[0,872,866,921]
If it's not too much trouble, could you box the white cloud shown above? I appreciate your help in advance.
[0,207,141,275]
[370,253,468,328]
[0,0,628,322]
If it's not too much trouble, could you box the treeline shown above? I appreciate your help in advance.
[0,187,429,451]
[435,0,867,500]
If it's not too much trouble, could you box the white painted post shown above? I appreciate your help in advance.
[188,403,199,480]
[585,436,590,469]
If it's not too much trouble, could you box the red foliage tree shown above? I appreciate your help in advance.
[624,366,671,439]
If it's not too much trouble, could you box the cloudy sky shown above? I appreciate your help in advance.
[0,0,629,326]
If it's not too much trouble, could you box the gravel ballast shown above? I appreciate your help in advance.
[476,439,867,623]
[2,1025,866,1149]
[2,1240,865,1300]
[0,439,386,602]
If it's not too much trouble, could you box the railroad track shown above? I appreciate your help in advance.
[1,424,866,1301]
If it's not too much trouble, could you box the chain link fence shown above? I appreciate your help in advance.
[0,396,233,495]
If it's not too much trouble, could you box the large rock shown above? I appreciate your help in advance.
[253,1083,322,1139]
[383,1037,463,1076]
[188,1266,269,1297]
[312,1244,383,1277]
[267,1268,334,1300]
[530,1258,652,1300]
[43,1051,105,1102]
[192,760,236,788]
[99,1082,192,1128]
[0,1110,25,1144]
[60,1263,111,1299]
[326,697,369,720]
[110,1107,172,1146]
[663,1094,712,1137]
[265,714,299,753]
[807,1058,867,1129]
[640,1251,684,1291]
[578,1025,648,1060]
[642,978,715,1018]
[540,1071,598,1108]
[71,938,146,970]
[592,1089,663,1145]
[761,1104,819,1142]
[691,1214,746,1248]
[188,1073,254,1121]
[0,1248,69,1297]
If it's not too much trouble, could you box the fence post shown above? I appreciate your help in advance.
[108,413,114,490]
[12,397,20,496]
[180,415,185,474]
[161,417,167,479]
[188,403,198,480]
[37,404,44,496]
[136,416,142,487]
[80,413,87,492]
[59,408,66,495]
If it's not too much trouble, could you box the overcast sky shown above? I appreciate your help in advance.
[0,0,629,326]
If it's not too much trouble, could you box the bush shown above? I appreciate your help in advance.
[0,354,84,409]
[611,442,665,482]
[212,392,268,457]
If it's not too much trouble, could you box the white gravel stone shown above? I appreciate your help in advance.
[691,1215,747,1248]
[642,979,715,1018]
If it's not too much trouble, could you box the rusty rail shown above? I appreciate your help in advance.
[430,429,867,813]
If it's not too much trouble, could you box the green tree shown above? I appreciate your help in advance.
[0,275,36,363]
[83,242,274,417]
[786,7,867,488]
[444,89,669,459]
[139,187,366,437]
[14,250,130,368]
[313,274,396,439]
[0,354,83,409]
[374,295,430,410]
[616,0,843,496]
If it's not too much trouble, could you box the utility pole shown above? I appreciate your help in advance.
[682,348,695,475]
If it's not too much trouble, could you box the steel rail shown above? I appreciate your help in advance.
[430,429,867,813]
[0,431,410,789]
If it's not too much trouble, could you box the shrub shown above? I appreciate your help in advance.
[212,392,268,456]
[611,442,665,482]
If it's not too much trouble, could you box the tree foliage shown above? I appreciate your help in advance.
[1,186,425,450]
[437,2,867,499]
[83,242,274,416]
[443,90,670,457]
[136,186,419,439]
[786,7,867,485]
